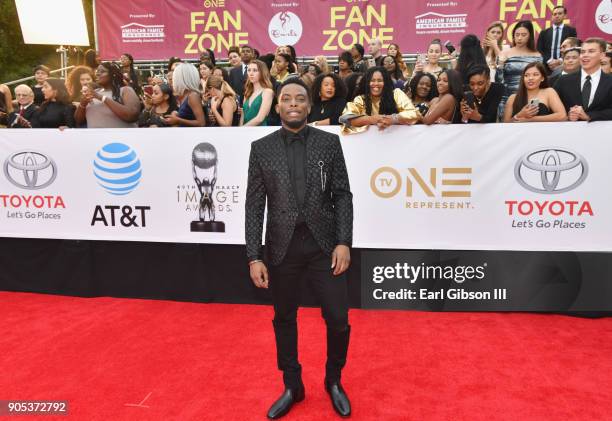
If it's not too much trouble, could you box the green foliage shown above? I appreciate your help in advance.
[0,0,95,86]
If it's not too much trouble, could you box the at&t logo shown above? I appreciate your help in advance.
[91,142,150,228]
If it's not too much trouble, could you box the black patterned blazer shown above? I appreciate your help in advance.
[245,127,353,266]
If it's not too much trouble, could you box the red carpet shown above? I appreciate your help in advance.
[0,291,611,421]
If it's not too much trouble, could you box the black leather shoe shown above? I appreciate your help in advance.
[266,387,305,419]
[325,381,351,417]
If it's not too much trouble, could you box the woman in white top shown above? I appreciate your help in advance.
[75,62,141,128]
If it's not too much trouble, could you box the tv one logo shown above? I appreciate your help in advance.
[370,166,472,198]
[91,143,150,228]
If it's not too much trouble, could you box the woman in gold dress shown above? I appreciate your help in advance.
[339,66,419,134]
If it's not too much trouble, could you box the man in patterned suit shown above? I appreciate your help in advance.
[246,78,353,419]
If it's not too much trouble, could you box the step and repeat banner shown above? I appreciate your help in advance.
[1,123,611,250]
[94,0,611,60]
[2,123,612,311]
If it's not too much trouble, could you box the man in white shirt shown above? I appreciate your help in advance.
[537,6,577,71]
[554,38,612,122]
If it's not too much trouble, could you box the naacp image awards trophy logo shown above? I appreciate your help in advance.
[190,142,225,232]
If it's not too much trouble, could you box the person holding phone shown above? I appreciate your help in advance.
[66,66,95,103]
[414,40,444,79]
[75,62,141,128]
[503,62,566,123]
[138,83,177,127]
[460,65,504,123]
[406,72,438,117]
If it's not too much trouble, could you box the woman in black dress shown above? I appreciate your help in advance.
[31,78,75,128]
[308,73,347,126]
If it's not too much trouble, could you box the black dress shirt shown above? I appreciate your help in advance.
[468,82,504,123]
[281,125,310,225]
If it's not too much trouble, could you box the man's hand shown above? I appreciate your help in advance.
[331,245,351,276]
[569,105,590,121]
[249,261,269,289]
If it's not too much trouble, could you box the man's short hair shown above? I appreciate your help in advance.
[562,47,581,58]
[34,65,50,75]
[277,77,311,103]
[14,84,34,95]
[353,43,364,57]
[553,5,567,14]
[583,37,607,52]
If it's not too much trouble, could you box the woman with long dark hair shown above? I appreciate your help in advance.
[119,53,141,94]
[343,72,363,102]
[455,34,488,87]
[31,78,75,128]
[339,66,418,134]
[308,73,347,126]
[407,72,438,117]
[503,62,566,122]
[382,55,406,90]
[75,62,141,128]
[496,20,542,118]
[421,69,464,124]
[138,83,177,127]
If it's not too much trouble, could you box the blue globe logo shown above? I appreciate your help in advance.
[94,143,142,195]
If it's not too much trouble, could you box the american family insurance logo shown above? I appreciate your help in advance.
[121,23,165,43]
[415,12,467,34]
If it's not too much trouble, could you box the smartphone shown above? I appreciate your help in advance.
[444,41,456,54]
[464,91,475,108]
[143,85,153,96]
[417,53,426,64]
[333,65,339,74]
[529,98,540,107]
[367,58,376,68]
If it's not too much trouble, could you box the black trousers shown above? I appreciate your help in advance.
[268,224,350,389]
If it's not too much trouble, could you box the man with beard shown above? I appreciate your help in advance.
[245,78,353,419]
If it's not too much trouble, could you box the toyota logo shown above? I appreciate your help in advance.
[3,151,57,190]
[514,148,588,194]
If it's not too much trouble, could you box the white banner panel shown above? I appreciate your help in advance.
[0,123,610,252]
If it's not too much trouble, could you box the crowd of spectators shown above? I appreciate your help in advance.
[1,6,612,133]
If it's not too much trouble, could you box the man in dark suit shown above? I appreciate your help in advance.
[8,84,37,128]
[537,6,577,71]
[246,78,353,419]
[554,38,612,122]
[229,45,254,102]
